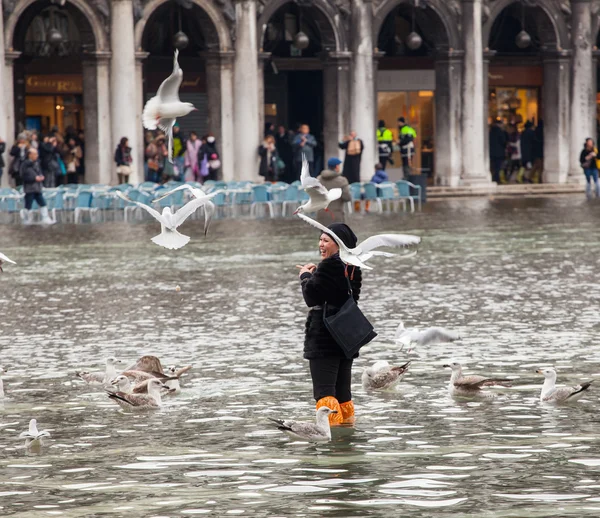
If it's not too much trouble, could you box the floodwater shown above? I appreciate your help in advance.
[1,195,600,517]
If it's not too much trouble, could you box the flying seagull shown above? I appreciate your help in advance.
[106,378,167,409]
[115,190,211,249]
[395,321,460,352]
[362,360,411,391]
[444,362,511,397]
[269,406,337,442]
[294,155,341,214]
[536,368,593,403]
[153,185,220,236]
[0,252,16,273]
[142,49,197,162]
[296,212,420,270]
[19,419,51,448]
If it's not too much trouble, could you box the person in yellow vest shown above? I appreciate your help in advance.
[338,131,363,184]
[376,120,394,170]
[398,117,417,177]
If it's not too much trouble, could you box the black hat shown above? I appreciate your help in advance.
[398,117,406,124]
[328,223,357,249]
[378,120,386,128]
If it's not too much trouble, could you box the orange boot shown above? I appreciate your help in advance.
[339,400,355,424]
[316,396,344,426]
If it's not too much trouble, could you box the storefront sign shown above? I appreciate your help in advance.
[488,66,543,87]
[25,75,83,94]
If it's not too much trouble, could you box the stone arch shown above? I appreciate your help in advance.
[135,0,233,52]
[257,0,346,52]
[4,0,108,51]
[374,0,461,51]
[483,0,569,51]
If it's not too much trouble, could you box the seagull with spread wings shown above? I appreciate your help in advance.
[142,49,197,162]
[0,252,16,273]
[294,155,342,214]
[115,190,213,249]
[296,212,420,270]
[395,321,460,352]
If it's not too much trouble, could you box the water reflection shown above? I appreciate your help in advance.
[1,196,600,515]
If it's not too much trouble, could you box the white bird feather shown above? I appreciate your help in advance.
[0,252,16,273]
[269,406,337,442]
[536,368,593,403]
[294,155,342,214]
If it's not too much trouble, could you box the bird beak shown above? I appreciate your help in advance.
[442,364,450,368]
[293,209,299,215]
[535,369,542,375]
[330,410,338,414]
[193,108,199,112]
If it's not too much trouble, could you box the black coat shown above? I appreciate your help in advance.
[339,139,363,184]
[21,159,43,194]
[489,125,507,160]
[300,255,362,359]
[114,145,132,166]
[258,145,281,181]
[39,142,60,176]
[520,128,536,165]
[0,142,5,168]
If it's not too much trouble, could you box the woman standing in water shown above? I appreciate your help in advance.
[296,223,362,425]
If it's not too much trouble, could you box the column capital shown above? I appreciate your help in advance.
[201,50,235,64]
[483,49,496,62]
[83,50,112,64]
[319,51,352,65]
[5,50,21,64]
[542,49,572,62]
[135,51,150,62]
[434,48,465,62]
[258,51,272,63]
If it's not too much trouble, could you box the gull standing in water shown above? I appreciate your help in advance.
[142,49,197,162]
[294,155,341,214]
[19,419,50,448]
[153,186,221,236]
[536,368,593,403]
[77,357,124,386]
[106,378,167,410]
[362,360,411,391]
[115,191,212,249]
[444,362,511,397]
[395,321,460,352]
[0,252,16,273]
[269,406,338,442]
[296,212,420,270]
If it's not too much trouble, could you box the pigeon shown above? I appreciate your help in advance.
[0,252,16,273]
[395,321,460,352]
[115,191,212,249]
[362,360,411,391]
[106,378,167,409]
[19,419,51,447]
[0,366,6,398]
[77,357,124,386]
[294,155,341,214]
[536,368,593,403]
[142,49,197,162]
[444,362,511,397]
[296,212,420,270]
[153,185,220,235]
[269,406,337,442]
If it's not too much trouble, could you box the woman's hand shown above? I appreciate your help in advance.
[296,263,317,277]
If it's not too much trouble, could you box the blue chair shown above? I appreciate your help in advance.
[282,184,300,217]
[0,192,22,224]
[395,181,421,212]
[349,182,363,213]
[250,184,274,218]
[133,191,154,221]
[290,180,302,187]
[138,181,158,191]
[74,190,95,223]
[376,183,398,212]
[363,183,383,213]
[90,192,114,222]
[269,184,288,216]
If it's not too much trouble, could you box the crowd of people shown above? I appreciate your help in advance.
[489,118,544,184]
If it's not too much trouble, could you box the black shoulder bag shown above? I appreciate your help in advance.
[323,276,377,359]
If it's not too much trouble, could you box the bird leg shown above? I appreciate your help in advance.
[324,207,334,220]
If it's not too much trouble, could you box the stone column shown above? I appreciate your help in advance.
[434,50,463,187]
[0,5,7,187]
[220,52,235,182]
[1,51,20,188]
[460,0,490,186]
[482,50,495,177]
[257,52,271,144]
[82,52,112,185]
[321,51,352,161]
[350,0,376,182]
[135,51,149,181]
[233,0,259,181]
[543,51,571,184]
[569,0,594,183]
[111,0,139,184]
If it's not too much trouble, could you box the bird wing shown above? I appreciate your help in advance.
[156,49,183,103]
[203,200,215,236]
[154,184,193,202]
[107,390,157,407]
[455,375,511,389]
[353,234,421,255]
[0,252,16,264]
[369,369,400,389]
[173,365,193,377]
[173,196,212,228]
[159,119,176,163]
[544,382,593,402]
[128,356,164,374]
[327,188,342,202]
[370,360,391,373]
[418,327,460,346]
[295,212,350,253]
[115,191,167,225]
[121,370,156,383]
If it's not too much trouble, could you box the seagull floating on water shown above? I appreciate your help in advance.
[154,185,220,236]
[110,375,176,395]
[116,191,211,249]
[536,368,593,403]
[77,357,124,386]
[0,366,6,398]
[107,378,166,409]
[142,49,197,162]
[444,362,511,397]
[294,155,341,215]
[269,406,337,442]
[0,252,16,273]
[395,321,460,352]
[296,212,420,270]
[19,419,50,447]
[362,360,411,391]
